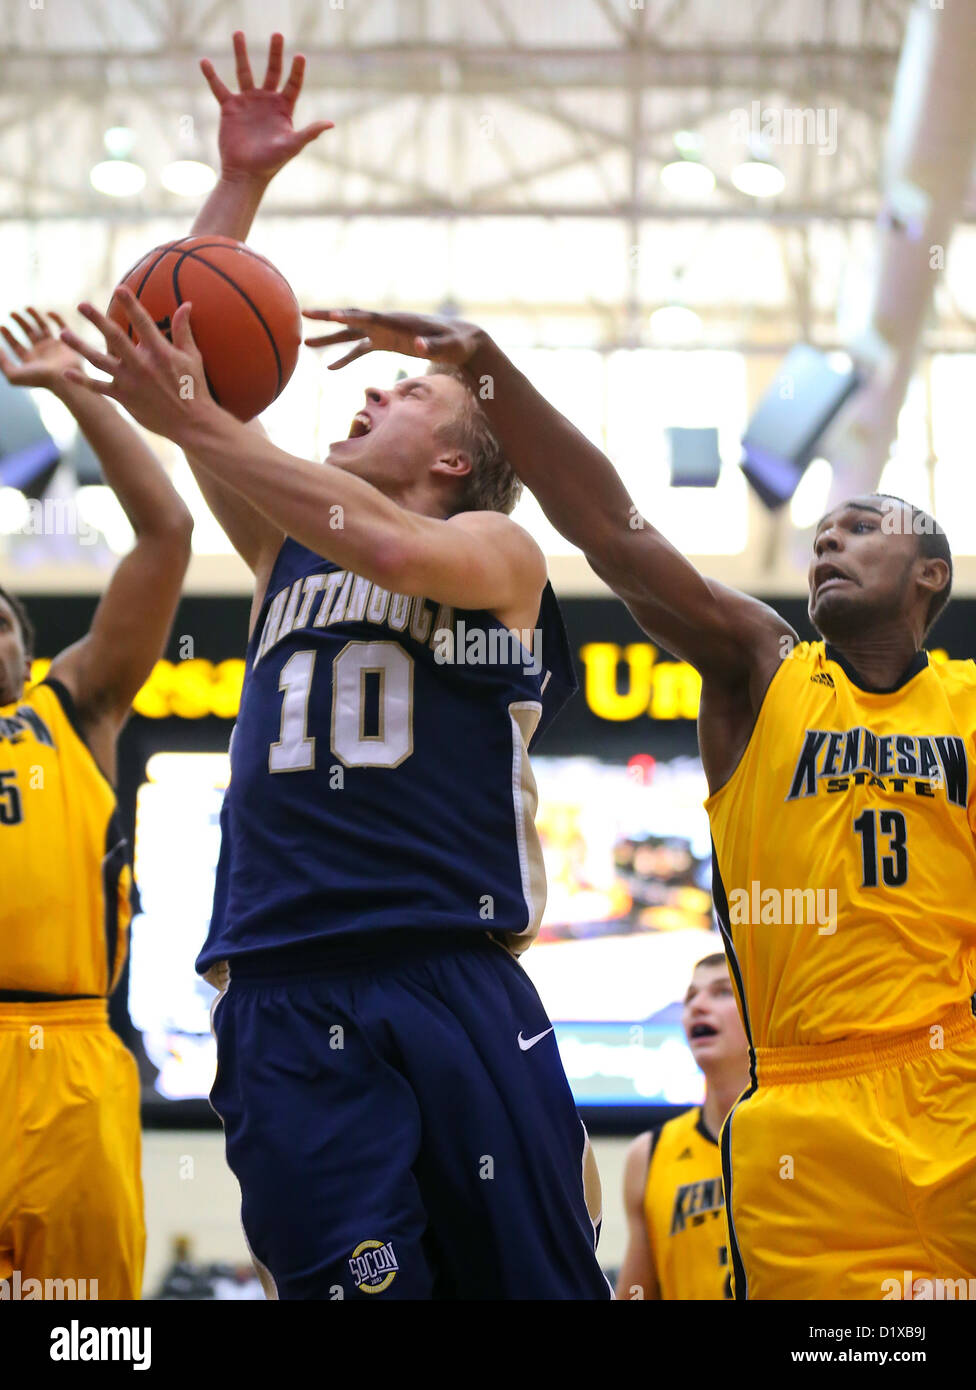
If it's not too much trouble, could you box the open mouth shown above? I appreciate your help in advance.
[347,412,372,439]
[814,563,853,594]
[690,1023,718,1040]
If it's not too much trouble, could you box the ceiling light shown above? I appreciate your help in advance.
[161,160,218,196]
[660,158,716,196]
[674,130,703,156]
[660,131,715,197]
[103,126,136,158]
[648,304,702,342]
[731,157,786,198]
[90,159,147,197]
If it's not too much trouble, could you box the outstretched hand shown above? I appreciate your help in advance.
[201,30,333,183]
[59,289,213,441]
[303,308,486,370]
[0,307,81,390]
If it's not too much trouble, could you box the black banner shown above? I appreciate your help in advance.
[16,589,975,766]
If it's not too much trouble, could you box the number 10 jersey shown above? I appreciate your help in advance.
[196,538,577,972]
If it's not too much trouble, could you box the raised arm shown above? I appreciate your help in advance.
[0,309,192,781]
[184,31,332,573]
[192,31,331,242]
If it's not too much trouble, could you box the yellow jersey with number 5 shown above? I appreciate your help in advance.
[705,641,976,1048]
[0,679,131,997]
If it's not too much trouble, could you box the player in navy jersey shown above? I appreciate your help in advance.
[205,542,574,959]
[60,32,610,1300]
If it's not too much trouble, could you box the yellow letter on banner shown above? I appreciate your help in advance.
[580,643,655,721]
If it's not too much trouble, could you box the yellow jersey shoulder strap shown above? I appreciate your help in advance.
[29,677,102,768]
[646,1106,714,1182]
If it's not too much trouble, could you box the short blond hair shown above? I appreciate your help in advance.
[426,363,523,515]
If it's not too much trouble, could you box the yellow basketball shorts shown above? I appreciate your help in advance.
[721,998,976,1300]
[0,1000,145,1300]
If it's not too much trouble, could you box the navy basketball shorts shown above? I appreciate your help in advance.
[209,932,612,1300]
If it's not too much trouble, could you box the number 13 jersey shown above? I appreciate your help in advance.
[196,538,576,972]
[705,641,976,1048]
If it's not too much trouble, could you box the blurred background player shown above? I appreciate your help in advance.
[0,308,192,1298]
[311,307,976,1301]
[58,33,609,1300]
[616,953,749,1301]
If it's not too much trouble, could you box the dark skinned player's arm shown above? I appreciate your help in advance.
[463,336,792,681]
[46,381,193,782]
[460,337,796,786]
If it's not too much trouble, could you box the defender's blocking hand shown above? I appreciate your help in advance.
[302,308,486,370]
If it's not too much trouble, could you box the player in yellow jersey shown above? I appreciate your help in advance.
[617,954,750,1300]
[0,308,192,1299]
[322,310,976,1299]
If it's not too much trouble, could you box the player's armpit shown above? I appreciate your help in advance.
[380,509,548,629]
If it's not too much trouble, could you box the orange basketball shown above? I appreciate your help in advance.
[108,235,301,421]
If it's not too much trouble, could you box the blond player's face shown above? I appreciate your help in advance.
[325,372,469,497]
[682,965,748,1070]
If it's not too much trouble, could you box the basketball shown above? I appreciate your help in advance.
[108,235,301,420]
